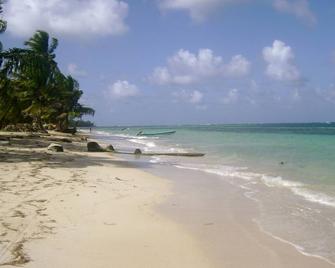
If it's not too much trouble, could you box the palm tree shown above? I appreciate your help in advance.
[0,30,95,131]
[3,31,60,130]
[50,75,94,131]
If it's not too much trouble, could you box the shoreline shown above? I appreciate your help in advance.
[101,126,335,266]
[138,160,335,268]
[0,131,334,267]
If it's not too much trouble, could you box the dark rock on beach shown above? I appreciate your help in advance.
[134,148,142,155]
[87,141,105,152]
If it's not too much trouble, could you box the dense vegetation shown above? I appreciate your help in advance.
[0,4,94,132]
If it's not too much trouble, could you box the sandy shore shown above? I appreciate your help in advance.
[0,132,211,267]
[153,165,335,268]
[0,131,334,267]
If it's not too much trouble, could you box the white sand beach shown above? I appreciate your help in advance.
[0,133,211,267]
[0,132,333,268]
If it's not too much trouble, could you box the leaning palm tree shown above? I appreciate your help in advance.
[50,75,94,131]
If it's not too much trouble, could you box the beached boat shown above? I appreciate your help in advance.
[136,131,176,136]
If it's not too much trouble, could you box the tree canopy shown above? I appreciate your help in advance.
[0,30,95,132]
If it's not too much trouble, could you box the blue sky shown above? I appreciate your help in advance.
[2,0,335,125]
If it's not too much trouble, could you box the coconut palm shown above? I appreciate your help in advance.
[1,31,60,130]
[48,74,95,131]
[0,30,94,131]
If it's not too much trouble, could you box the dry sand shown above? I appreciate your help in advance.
[0,133,211,267]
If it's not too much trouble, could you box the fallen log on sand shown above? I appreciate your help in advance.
[114,150,205,157]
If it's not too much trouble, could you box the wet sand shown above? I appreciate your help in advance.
[143,164,335,268]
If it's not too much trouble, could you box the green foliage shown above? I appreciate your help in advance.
[0,30,95,132]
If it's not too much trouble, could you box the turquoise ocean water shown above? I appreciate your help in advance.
[90,123,335,263]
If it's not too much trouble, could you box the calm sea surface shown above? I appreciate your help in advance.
[90,123,335,263]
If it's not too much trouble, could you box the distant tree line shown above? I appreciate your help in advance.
[0,2,94,132]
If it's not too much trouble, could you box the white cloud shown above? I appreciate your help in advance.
[150,67,172,85]
[190,90,204,104]
[263,40,301,81]
[224,55,251,77]
[273,0,316,25]
[173,89,204,104]
[150,49,250,85]
[4,0,128,38]
[222,88,239,104]
[67,63,87,77]
[159,0,316,26]
[158,0,243,22]
[108,80,139,98]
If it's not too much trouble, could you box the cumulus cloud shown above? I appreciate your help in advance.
[222,89,239,104]
[67,63,87,77]
[108,80,139,99]
[173,89,204,104]
[273,0,316,25]
[150,49,250,85]
[224,55,251,77]
[3,0,128,38]
[263,40,301,81]
[189,90,204,104]
[158,0,244,22]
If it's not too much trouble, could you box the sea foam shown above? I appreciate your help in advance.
[175,163,335,208]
